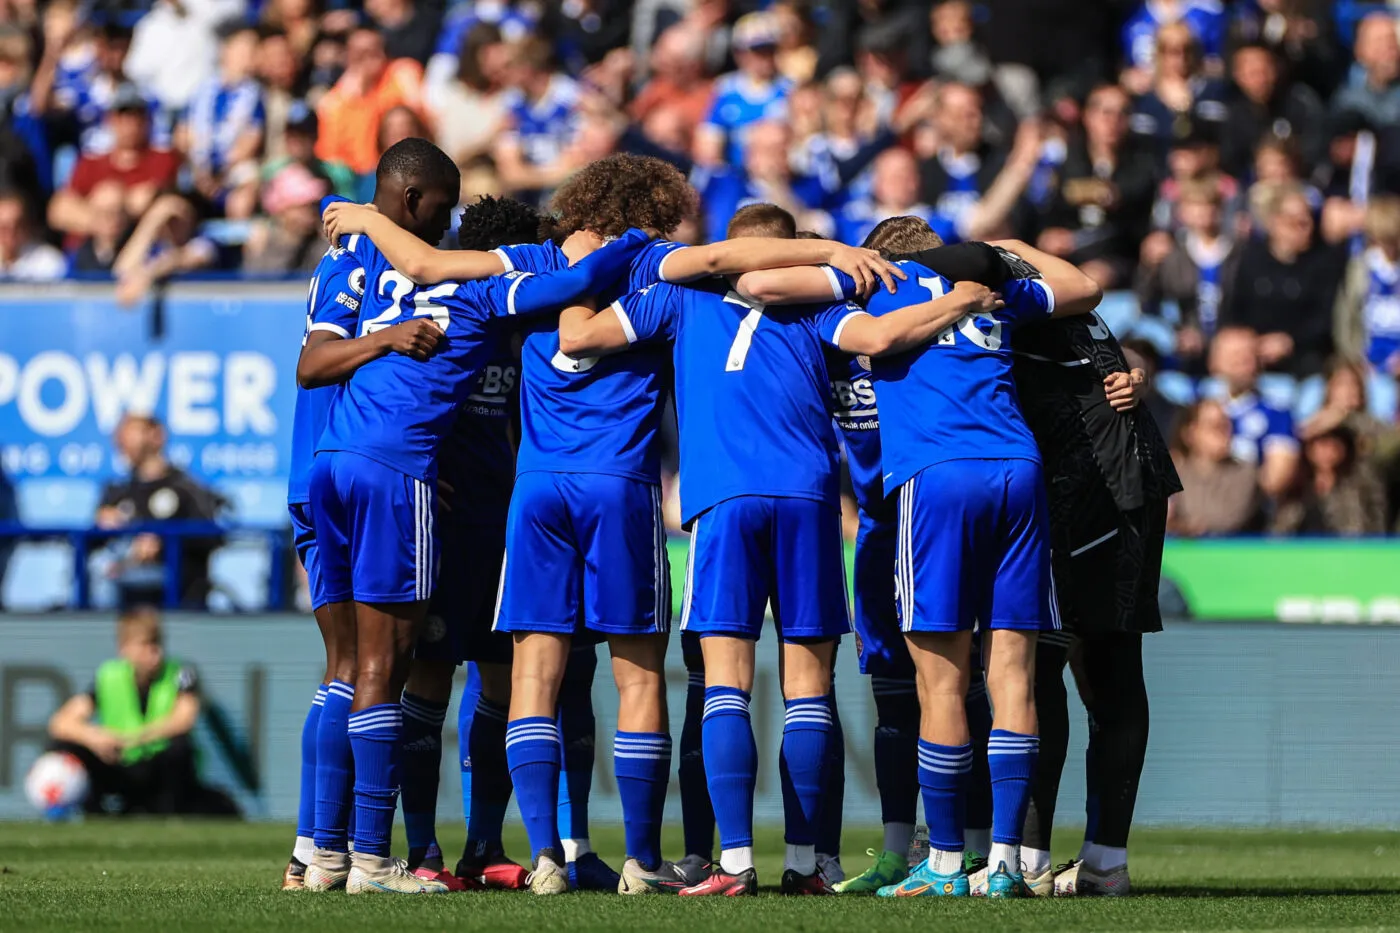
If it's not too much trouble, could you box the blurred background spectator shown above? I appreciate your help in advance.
[0,0,1399,543]
[1168,398,1268,536]
[95,414,225,609]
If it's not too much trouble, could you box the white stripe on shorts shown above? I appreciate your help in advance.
[680,516,699,631]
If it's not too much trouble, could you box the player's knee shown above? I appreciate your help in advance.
[477,661,512,705]
[405,658,455,702]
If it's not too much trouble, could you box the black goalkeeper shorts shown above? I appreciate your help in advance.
[1049,487,1168,637]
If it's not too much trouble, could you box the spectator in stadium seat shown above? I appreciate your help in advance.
[694,12,793,168]
[919,82,1037,242]
[258,0,325,62]
[181,24,265,220]
[0,188,66,281]
[1228,0,1343,98]
[1146,123,1241,237]
[1127,23,1229,162]
[110,193,217,305]
[315,27,425,175]
[95,414,225,608]
[367,0,441,66]
[1333,196,1400,376]
[1122,337,1182,435]
[542,0,633,76]
[70,180,131,275]
[256,29,302,165]
[492,36,583,199]
[1219,182,1344,376]
[28,14,148,159]
[629,25,712,133]
[1167,399,1268,536]
[1207,325,1299,498]
[427,23,510,167]
[1137,179,1240,367]
[241,160,330,275]
[1037,83,1160,290]
[835,147,954,247]
[46,606,237,815]
[47,82,180,244]
[1120,0,1227,91]
[1300,357,1388,455]
[1219,43,1326,181]
[124,0,242,112]
[694,119,827,244]
[1332,13,1400,129]
[1272,420,1389,535]
[260,105,357,201]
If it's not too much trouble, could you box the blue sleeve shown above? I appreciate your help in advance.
[612,283,680,344]
[1265,406,1296,442]
[807,301,869,348]
[997,277,1055,328]
[480,230,654,319]
[703,89,727,128]
[494,242,560,275]
[825,267,861,301]
[309,258,365,337]
[640,240,691,284]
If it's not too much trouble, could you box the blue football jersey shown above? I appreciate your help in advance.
[867,261,1055,492]
[504,238,689,483]
[502,74,581,167]
[616,279,862,525]
[438,342,519,514]
[319,230,650,481]
[1122,0,1225,70]
[703,72,794,166]
[827,348,885,514]
[287,247,365,505]
[1222,391,1296,465]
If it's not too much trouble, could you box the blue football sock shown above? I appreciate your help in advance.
[347,703,403,858]
[872,678,920,829]
[467,695,511,852]
[399,692,447,864]
[678,667,714,859]
[557,646,597,848]
[702,686,757,851]
[918,739,973,858]
[988,729,1040,847]
[296,686,326,852]
[458,664,481,832]
[614,731,671,870]
[506,716,563,860]
[815,693,844,858]
[779,696,834,851]
[313,679,354,853]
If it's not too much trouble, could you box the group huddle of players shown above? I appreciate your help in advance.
[278,136,1181,899]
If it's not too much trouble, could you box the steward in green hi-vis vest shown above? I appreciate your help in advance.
[94,658,183,765]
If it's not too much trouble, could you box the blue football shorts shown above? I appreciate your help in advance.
[494,471,670,636]
[894,458,1056,634]
[680,495,850,643]
[288,501,329,611]
[309,450,438,605]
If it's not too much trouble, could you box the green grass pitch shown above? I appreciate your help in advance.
[2,821,1400,932]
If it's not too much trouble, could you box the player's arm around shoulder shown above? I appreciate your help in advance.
[836,281,1004,357]
[731,247,904,305]
[988,238,1102,317]
[323,201,507,285]
[559,283,677,358]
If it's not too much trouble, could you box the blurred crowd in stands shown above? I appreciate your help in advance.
[2,0,1400,539]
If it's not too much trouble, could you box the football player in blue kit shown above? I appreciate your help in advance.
[847,218,1102,899]
[306,138,652,896]
[558,203,1002,897]
[325,157,904,896]
[280,225,444,891]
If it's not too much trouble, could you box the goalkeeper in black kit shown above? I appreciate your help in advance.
[900,239,1182,898]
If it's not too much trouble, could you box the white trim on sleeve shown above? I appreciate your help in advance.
[821,265,844,299]
[611,299,639,343]
[1029,277,1056,315]
[831,310,870,347]
[309,321,351,338]
[491,247,515,273]
[505,272,533,315]
[657,246,682,283]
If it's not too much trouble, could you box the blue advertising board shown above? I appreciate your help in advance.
[0,283,305,524]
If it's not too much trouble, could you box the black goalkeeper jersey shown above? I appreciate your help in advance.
[896,243,1182,516]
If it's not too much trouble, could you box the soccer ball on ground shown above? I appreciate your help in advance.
[25,751,90,819]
